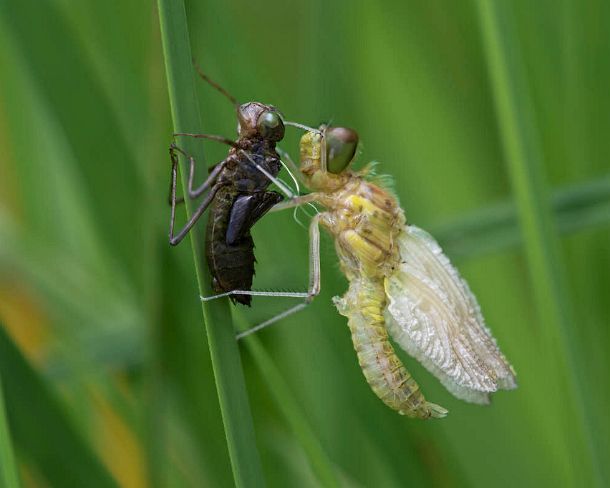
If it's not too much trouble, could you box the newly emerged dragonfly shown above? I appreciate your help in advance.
[249,126,517,418]
[168,69,310,305]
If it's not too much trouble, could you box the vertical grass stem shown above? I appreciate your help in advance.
[157,1,265,485]
[475,2,604,485]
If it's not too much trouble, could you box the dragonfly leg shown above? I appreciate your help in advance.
[170,143,226,199]
[201,289,312,302]
[169,181,225,246]
[201,213,324,339]
[283,120,322,134]
[244,149,320,212]
[276,145,303,184]
[173,132,236,147]
[236,302,309,340]
[168,144,185,205]
[270,193,319,213]
[239,149,295,199]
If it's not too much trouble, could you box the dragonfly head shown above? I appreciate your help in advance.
[299,126,359,190]
[237,102,285,142]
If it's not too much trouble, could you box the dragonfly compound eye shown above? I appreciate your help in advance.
[326,127,359,174]
[257,111,285,141]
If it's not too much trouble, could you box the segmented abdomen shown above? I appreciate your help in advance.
[334,277,447,419]
[205,187,254,305]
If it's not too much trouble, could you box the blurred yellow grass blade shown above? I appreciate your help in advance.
[0,325,118,488]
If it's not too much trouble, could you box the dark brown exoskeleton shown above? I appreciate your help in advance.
[168,71,286,305]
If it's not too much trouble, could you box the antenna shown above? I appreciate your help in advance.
[192,59,239,107]
[283,121,322,134]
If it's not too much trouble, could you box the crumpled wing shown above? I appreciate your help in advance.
[384,225,516,404]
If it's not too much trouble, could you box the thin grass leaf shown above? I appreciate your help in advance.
[0,326,117,488]
[156,0,265,486]
[0,369,20,488]
[435,174,610,260]
[475,2,604,485]
[234,313,340,488]
[0,0,142,274]
[154,247,235,487]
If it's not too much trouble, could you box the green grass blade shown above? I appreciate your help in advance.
[156,1,265,486]
[0,368,20,488]
[435,175,610,260]
[0,0,142,273]
[235,314,340,488]
[0,326,117,488]
[475,2,603,485]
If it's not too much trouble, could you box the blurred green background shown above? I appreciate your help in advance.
[1,0,609,486]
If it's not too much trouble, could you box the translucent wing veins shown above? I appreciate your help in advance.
[384,225,517,404]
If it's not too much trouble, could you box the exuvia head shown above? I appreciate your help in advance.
[237,102,285,142]
[191,64,286,143]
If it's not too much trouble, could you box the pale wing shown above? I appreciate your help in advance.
[384,225,516,404]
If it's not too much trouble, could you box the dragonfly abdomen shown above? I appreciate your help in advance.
[334,277,447,419]
[205,188,255,305]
